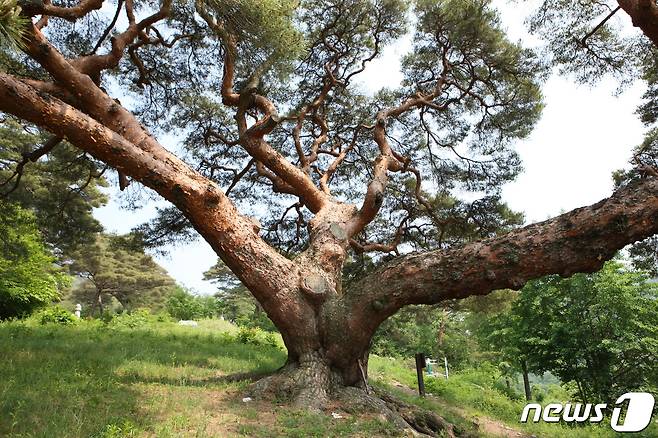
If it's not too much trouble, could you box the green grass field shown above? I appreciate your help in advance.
[1,317,656,437]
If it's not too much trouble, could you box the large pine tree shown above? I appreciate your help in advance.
[1,0,658,433]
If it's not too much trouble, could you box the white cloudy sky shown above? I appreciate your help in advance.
[94,1,647,295]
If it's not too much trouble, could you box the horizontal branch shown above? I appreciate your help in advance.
[334,176,658,361]
[20,0,103,21]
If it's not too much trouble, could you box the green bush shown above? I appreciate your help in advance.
[0,202,70,320]
[424,365,522,423]
[109,309,152,329]
[39,306,77,325]
[236,326,260,345]
[234,326,281,349]
[166,287,204,320]
[263,331,279,348]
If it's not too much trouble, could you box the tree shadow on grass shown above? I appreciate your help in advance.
[117,369,273,387]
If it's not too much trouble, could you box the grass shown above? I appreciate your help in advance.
[369,356,658,438]
[0,318,285,437]
[0,318,398,437]
[1,317,656,437]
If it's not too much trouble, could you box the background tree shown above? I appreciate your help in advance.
[372,290,516,369]
[1,0,658,432]
[0,119,108,254]
[0,201,70,319]
[483,260,658,405]
[69,234,177,315]
[203,259,277,330]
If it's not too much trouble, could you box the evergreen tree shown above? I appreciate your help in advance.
[0,119,108,254]
[68,234,176,315]
[1,0,658,430]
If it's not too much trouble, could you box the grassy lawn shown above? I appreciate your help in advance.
[1,318,656,437]
[0,319,395,437]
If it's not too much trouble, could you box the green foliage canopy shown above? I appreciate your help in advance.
[165,286,219,320]
[484,261,658,404]
[0,201,70,319]
[68,234,177,314]
[0,120,108,254]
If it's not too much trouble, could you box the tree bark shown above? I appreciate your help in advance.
[96,292,104,317]
[336,177,658,365]
[5,61,658,400]
[521,360,532,401]
[618,0,658,47]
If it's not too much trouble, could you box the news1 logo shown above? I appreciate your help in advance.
[520,392,655,432]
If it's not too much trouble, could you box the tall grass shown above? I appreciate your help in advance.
[369,356,658,438]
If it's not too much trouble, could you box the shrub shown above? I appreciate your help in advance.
[39,306,77,325]
[236,326,260,345]
[264,331,279,348]
[166,287,203,320]
[234,326,281,349]
[0,202,70,320]
[109,309,152,329]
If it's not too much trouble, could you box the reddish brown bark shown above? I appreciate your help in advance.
[4,1,658,416]
[618,0,658,46]
[326,176,658,373]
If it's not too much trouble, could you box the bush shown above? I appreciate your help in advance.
[235,326,281,349]
[39,306,77,325]
[109,309,152,329]
[166,288,204,320]
[0,202,70,320]
[423,365,522,423]
[236,326,260,345]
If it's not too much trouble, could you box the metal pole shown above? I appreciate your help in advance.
[444,356,449,380]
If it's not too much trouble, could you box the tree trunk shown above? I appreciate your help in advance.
[96,294,104,317]
[521,360,532,401]
[437,308,448,348]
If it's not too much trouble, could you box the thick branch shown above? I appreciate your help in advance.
[617,0,658,46]
[346,90,445,236]
[336,176,658,362]
[20,0,103,22]
[0,72,319,357]
[71,0,171,76]
[243,137,327,212]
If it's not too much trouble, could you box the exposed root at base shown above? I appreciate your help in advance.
[248,360,335,411]
[376,389,459,437]
[334,386,459,437]
[246,365,460,437]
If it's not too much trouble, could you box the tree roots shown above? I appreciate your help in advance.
[247,361,459,437]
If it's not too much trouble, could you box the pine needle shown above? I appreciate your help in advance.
[0,0,28,51]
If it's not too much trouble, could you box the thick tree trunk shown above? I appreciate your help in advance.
[618,0,658,47]
[4,51,658,436]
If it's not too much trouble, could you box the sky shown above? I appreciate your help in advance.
[93,2,648,295]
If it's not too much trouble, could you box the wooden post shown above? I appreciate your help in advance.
[415,352,426,397]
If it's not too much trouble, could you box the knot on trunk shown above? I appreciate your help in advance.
[300,272,333,304]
